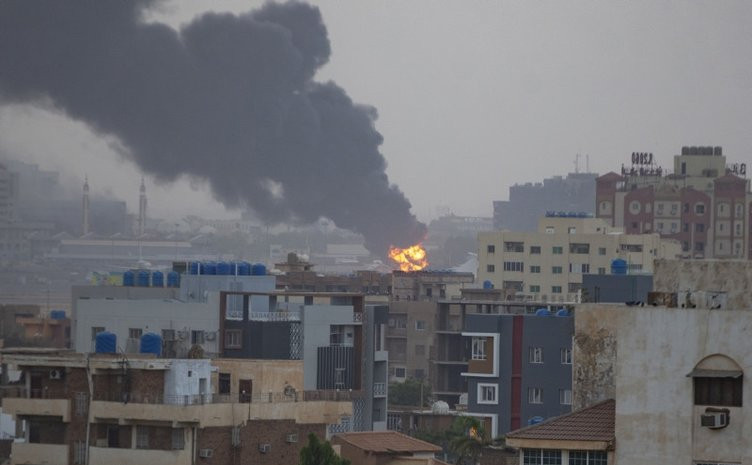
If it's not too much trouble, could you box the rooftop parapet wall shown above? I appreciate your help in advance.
[654,259,752,309]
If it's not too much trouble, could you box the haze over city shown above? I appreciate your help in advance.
[2,0,751,226]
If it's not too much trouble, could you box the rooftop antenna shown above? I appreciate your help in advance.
[574,154,580,174]
[586,154,590,173]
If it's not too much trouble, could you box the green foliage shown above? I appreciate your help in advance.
[389,378,432,407]
[299,433,351,465]
[447,416,502,465]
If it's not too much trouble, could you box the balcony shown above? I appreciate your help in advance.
[3,397,71,422]
[10,442,68,465]
[89,446,191,465]
[373,383,387,397]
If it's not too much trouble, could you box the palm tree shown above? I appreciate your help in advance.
[448,417,495,465]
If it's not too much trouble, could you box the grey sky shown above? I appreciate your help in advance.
[1,0,751,224]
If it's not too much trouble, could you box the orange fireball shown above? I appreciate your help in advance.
[388,244,428,272]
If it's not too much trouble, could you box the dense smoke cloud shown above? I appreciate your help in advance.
[0,0,426,254]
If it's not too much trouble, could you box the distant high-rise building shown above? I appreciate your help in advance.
[0,162,14,222]
[137,177,147,236]
[82,175,90,235]
[493,172,597,232]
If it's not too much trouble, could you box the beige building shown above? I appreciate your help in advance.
[477,216,681,303]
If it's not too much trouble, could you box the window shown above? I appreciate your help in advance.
[530,265,541,273]
[486,264,495,273]
[620,244,643,252]
[219,373,231,395]
[529,347,543,364]
[552,286,562,294]
[694,376,742,407]
[415,344,425,356]
[695,203,705,214]
[191,330,205,345]
[487,244,495,253]
[523,449,562,465]
[671,204,678,215]
[414,369,425,379]
[552,246,563,255]
[136,426,150,449]
[656,203,664,215]
[559,389,572,405]
[415,320,426,331]
[696,223,705,233]
[569,243,589,254]
[504,241,524,252]
[696,242,705,252]
[683,223,689,232]
[598,247,606,255]
[477,383,498,404]
[569,450,607,465]
[224,329,242,349]
[736,203,744,217]
[561,348,572,364]
[552,266,563,274]
[657,222,664,231]
[171,428,185,450]
[529,285,541,293]
[629,201,641,214]
[471,337,487,360]
[128,328,142,339]
[568,283,581,293]
[394,367,406,378]
[545,227,555,234]
[684,203,690,213]
[598,267,606,275]
[503,261,524,272]
[568,227,576,234]
[425,287,433,297]
[528,388,543,404]
[530,246,541,254]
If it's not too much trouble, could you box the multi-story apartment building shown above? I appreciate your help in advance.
[386,271,474,386]
[493,171,598,231]
[477,215,681,302]
[596,146,752,259]
[0,350,351,465]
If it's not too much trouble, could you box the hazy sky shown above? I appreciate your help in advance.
[1,0,751,223]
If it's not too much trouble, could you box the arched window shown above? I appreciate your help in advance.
[689,354,743,407]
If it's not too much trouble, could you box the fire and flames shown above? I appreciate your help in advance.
[388,244,428,272]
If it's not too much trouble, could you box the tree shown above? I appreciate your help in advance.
[448,417,496,465]
[299,433,351,465]
[389,378,432,407]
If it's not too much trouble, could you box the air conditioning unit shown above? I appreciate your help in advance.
[49,369,64,380]
[286,433,298,443]
[258,443,271,453]
[205,331,216,341]
[701,410,729,429]
[199,448,214,458]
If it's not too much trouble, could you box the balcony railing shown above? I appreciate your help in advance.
[249,311,301,321]
[373,383,386,397]
[91,389,359,405]
[0,386,69,399]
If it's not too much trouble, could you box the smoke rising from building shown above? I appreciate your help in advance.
[0,0,426,254]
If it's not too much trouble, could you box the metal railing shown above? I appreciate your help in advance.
[0,386,69,399]
[249,312,301,321]
[89,389,359,405]
[373,383,386,396]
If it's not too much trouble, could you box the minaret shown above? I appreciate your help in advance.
[138,177,147,236]
[82,175,90,235]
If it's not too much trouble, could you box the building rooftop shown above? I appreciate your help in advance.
[506,399,614,443]
[334,431,441,454]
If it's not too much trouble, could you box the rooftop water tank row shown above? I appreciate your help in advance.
[122,270,180,288]
[94,331,163,356]
[188,261,265,276]
[611,258,628,275]
[535,308,570,317]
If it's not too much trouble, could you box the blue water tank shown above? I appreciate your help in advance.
[528,416,544,426]
[95,331,117,353]
[123,270,135,287]
[556,308,570,317]
[535,308,552,316]
[251,263,266,276]
[139,332,162,356]
[611,258,628,275]
[189,262,200,275]
[217,261,232,275]
[151,271,164,287]
[202,262,217,275]
[482,280,494,289]
[237,262,251,276]
[137,270,150,287]
[50,310,66,320]
[167,271,180,288]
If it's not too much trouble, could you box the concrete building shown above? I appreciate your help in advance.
[477,215,681,303]
[652,258,752,309]
[596,146,752,259]
[580,273,653,303]
[0,350,351,465]
[218,290,389,432]
[432,292,576,409]
[461,311,574,437]
[391,271,474,302]
[493,172,598,232]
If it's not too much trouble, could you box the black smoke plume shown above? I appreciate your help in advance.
[0,1,426,254]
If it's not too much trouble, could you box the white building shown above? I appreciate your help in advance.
[477,215,681,302]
